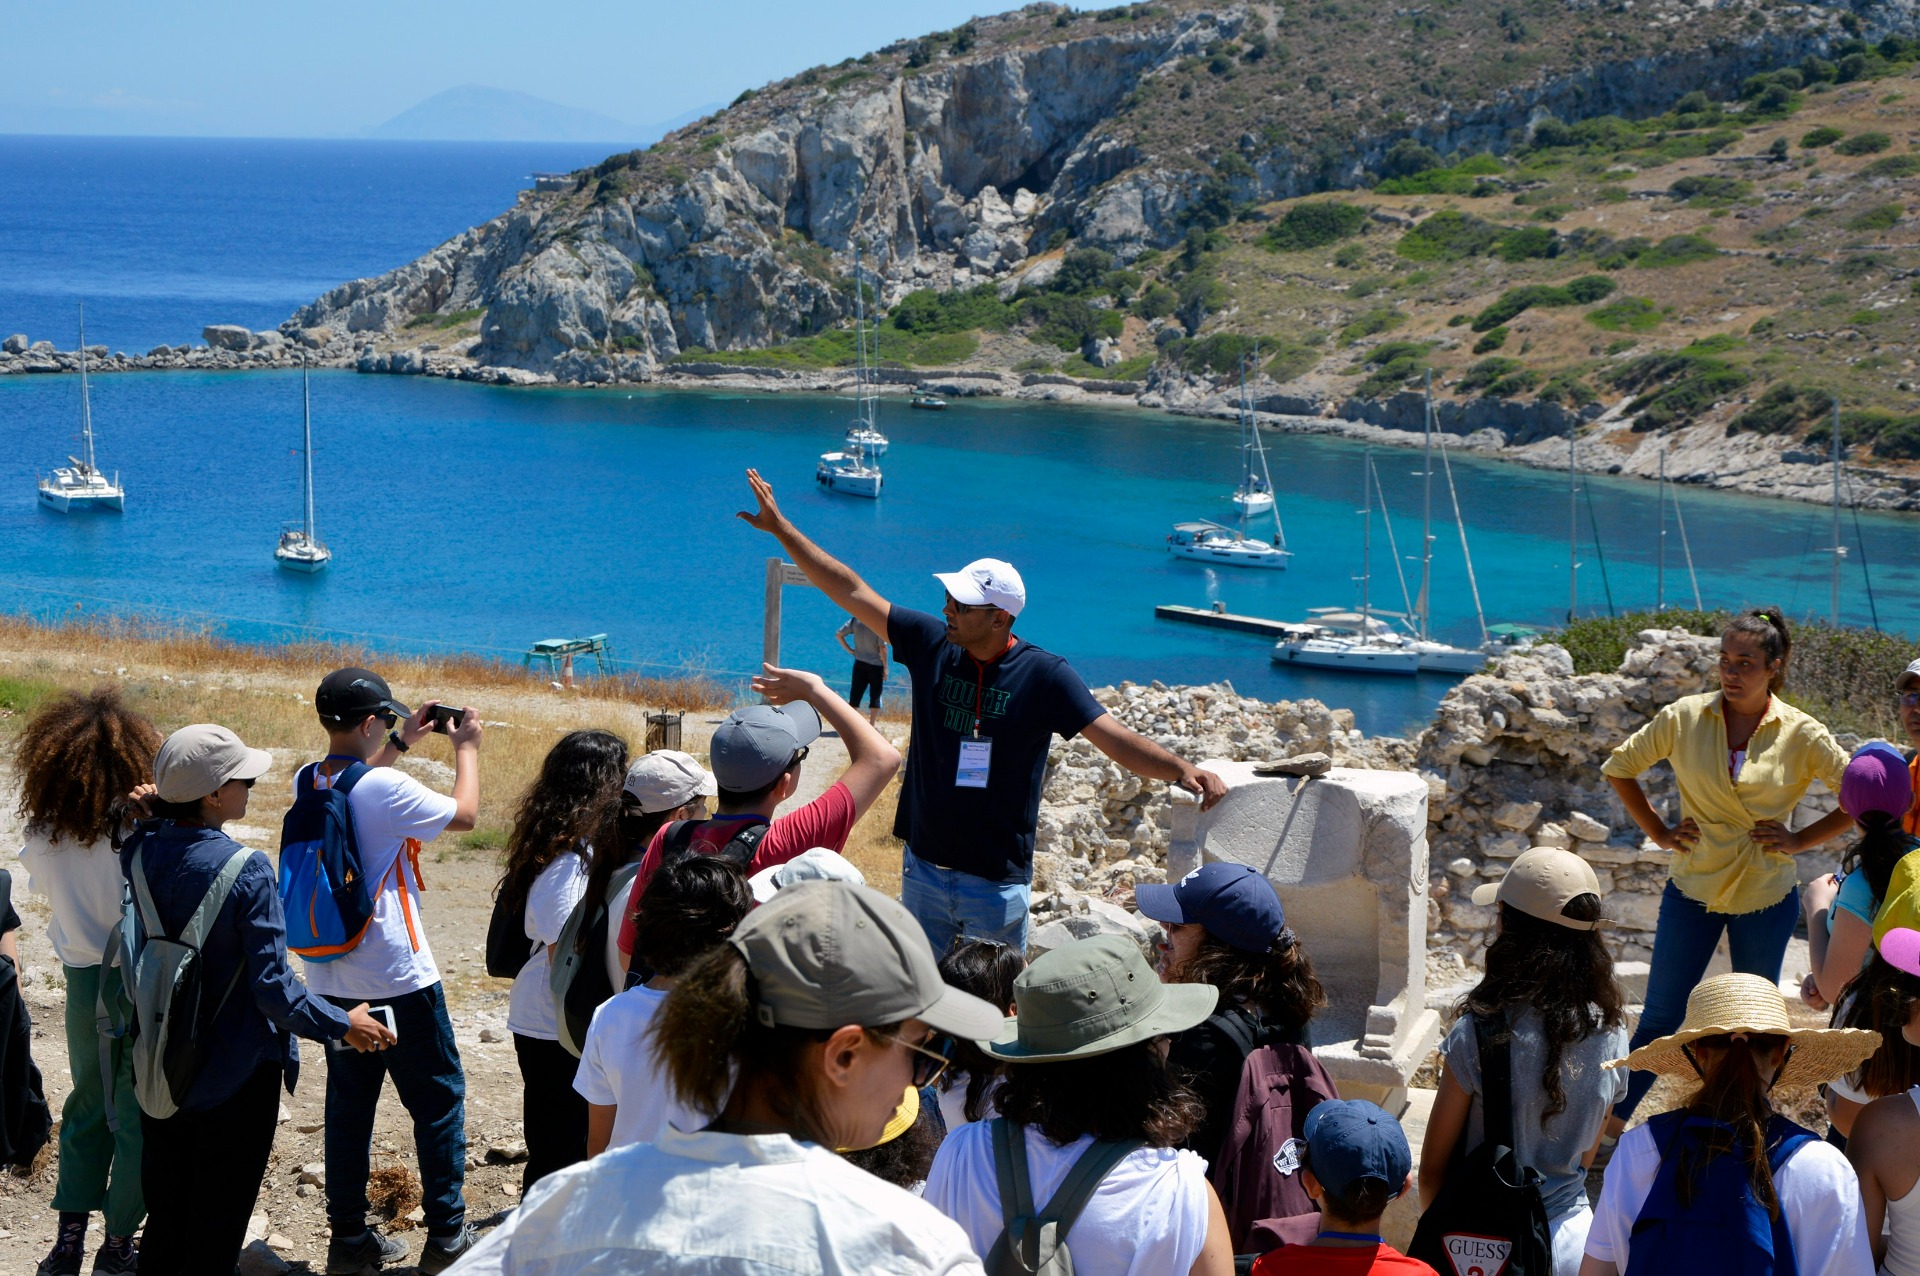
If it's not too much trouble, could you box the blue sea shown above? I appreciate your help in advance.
[1,137,1915,736]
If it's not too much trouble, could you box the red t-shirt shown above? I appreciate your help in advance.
[615,780,858,956]
[1251,1242,1437,1276]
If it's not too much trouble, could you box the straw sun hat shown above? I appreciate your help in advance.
[1607,973,1880,1088]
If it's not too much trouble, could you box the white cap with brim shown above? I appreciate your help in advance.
[624,750,718,813]
[1898,658,1920,692]
[748,847,866,903]
[154,724,274,803]
[933,558,1026,618]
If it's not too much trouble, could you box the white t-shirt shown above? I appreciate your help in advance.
[572,984,705,1149]
[17,828,126,967]
[297,764,457,1002]
[507,851,591,1040]
[1584,1119,1873,1276]
[922,1122,1211,1276]
[445,1126,985,1275]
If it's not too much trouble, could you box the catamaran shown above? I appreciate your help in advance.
[275,363,331,572]
[38,304,124,513]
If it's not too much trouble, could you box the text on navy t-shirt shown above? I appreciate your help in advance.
[888,606,1105,883]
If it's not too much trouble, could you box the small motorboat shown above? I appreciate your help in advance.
[910,392,948,410]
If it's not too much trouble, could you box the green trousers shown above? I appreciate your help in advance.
[51,963,143,1235]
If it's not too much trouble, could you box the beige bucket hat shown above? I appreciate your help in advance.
[1607,972,1880,1088]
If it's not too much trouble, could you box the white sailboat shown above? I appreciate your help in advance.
[1404,375,1492,673]
[1171,352,1289,568]
[276,363,331,572]
[1273,450,1418,673]
[38,304,125,513]
[1231,355,1276,516]
[820,242,885,498]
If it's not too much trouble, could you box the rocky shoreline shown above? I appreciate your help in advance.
[10,325,1914,514]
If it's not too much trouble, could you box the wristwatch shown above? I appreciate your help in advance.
[387,730,410,754]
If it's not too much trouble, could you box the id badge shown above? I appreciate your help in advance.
[956,738,992,788]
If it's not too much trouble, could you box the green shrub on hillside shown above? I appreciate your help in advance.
[1473,326,1509,353]
[1669,175,1752,205]
[1835,131,1893,155]
[889,285,1013,334]
[1468,277,1611,331]
[1264,339,1322,382]
[1863,154,1920,178]
[1539,371,1597,405]
[1134,283,1178,320]
[1261,201,1369,251]
[1374,153,1504,196]
[1495,226,1559,261]
[1380,139,1443,179]
[1338,308,1407,344]
[1801,126,1846,148]
[1396,210,1502,261]
[1165,331,1267,376]
[1457,356,1537,396]
[1015,294,1122,350]
[1586,297,1663,332]
[1635,234,1720,268]
[1608,340,1750,430]
[1849,203,1904,231]
[1564,275,1617,303]
[1728,383,1834,435]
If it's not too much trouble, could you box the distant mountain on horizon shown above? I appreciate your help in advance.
[368,85,637,143]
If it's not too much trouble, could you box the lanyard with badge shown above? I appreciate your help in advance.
[957,639,1015,789]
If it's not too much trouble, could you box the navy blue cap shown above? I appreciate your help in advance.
[1303,1100,1411,1200]
[1134,862,1287,954]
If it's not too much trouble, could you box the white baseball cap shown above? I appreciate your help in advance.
[153,724,273,803]
[1897,658,1920,693]
[623,750,718,813]
[934,558,1026,617]
[748,847,867,903]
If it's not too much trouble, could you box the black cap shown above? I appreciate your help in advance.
[316,667,412,726]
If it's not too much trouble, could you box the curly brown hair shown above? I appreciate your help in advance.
[1170,931,1327,1032]
[993,1039,1206,1147]
[494,729,628,919]
[13,687,161,846]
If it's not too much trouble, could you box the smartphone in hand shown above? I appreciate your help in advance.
[331,1004,398,1050]
[428,704,466,734]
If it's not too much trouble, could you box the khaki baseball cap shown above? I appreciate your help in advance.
[729,880,1003,1040]
[1472,847,1602,930]
[154,724,274,803]
[623,749,717,813]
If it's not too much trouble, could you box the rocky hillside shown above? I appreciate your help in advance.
[271,0,1920,505]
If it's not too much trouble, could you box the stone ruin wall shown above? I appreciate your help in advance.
[1032,630,1854,977]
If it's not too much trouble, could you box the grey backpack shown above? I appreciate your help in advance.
[97,838,252,1124]
[985,1119,1144,1276]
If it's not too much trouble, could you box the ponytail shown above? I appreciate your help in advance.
[1842,811,1913,906]
[1722,607,1792,693]
[1680,1034,1788,1218]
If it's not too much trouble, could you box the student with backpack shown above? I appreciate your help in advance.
[1135,861,1337,1250]
[125,724,394,1276]
[1845,899,1920,1275]
[1250,1100,1436,1275]
[922,934,1236,1276]
[290,667,482,1275]
[1416,848,1627,1276]
[444,880,1000,1273]
[575,855,752,1156]
[600,750,715,985]
[493,729,627,1190]
[1580,972,1879,1276]
[612,664,900,970]
[13,688,158,1276]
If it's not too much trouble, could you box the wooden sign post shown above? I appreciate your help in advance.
[763,558,818,670]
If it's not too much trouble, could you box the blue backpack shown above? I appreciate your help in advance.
[1624,1109,1817,1276]
[278,757,377,962]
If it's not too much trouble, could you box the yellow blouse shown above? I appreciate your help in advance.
[1601,691,1847,915]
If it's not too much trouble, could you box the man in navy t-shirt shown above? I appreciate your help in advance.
[739,469,1227,953]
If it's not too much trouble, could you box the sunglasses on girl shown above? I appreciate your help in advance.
[876,1030,951,1089]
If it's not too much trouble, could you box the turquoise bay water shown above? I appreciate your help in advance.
[1,369,1913,736]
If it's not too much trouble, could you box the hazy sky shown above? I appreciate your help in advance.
[0,0,1000,136]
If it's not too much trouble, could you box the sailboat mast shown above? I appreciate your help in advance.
[1567,422,1578,623]
[1361,450,1374,630]
[78,303,95,473]
[303,362,317,542]
[1831,399,1843,625]
[1419,371,1433,641]
[1439,444,1489,645]
[1657,449,1666,612]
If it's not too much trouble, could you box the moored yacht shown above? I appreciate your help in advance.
[817,446,883,498]
[275,363,332,572]
[38,305,124,514]
[1166,520,1291,569]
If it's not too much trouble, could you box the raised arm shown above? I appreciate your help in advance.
[753,665,901,817]
[1080,714,1227,810]
[738,469,893,642]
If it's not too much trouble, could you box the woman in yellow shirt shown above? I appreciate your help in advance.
[1600,608,1851,1128]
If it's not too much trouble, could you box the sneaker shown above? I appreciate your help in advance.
[33,1250,81,1276]
[325,1229,407,1275]
[91,1243,139,1275]
[416,1225,475,1276]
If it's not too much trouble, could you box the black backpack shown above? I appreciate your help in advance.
[1408,1008,1554,1276]
[484,885,537,979]
[657,818,768,870]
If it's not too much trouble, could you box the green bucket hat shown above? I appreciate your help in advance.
[983,934,1219,1063]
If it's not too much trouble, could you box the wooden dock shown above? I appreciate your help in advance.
[1154,605,1319,640]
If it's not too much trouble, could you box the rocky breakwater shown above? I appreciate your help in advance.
[0,325,351,376]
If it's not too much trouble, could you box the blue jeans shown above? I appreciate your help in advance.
[1613,880,1800,1122]
[900,846,1030,957]
[322,983,467,1237]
